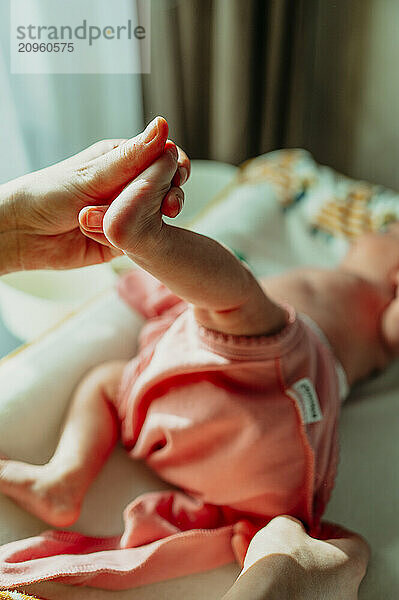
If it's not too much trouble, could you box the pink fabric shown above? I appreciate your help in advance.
[0,269,342,590]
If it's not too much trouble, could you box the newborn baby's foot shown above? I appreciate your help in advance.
[0,458,84,527]
[95,142,184,258]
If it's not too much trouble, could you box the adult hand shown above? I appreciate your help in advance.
[0,117,190,273]
[223,516,370,600]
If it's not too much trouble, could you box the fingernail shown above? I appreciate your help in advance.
[85,209,104,230]
[178,166,187,185]
[143,117,160,144]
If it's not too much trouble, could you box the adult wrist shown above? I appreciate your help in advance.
[0,179,25,275]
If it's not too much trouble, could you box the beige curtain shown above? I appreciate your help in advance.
[142,1,399,191]
[142,0,316,165]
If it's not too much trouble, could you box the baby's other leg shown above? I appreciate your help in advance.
[0,360,126,527]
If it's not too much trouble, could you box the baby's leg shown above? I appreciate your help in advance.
[0,360,126,527]
[101,145,286,337]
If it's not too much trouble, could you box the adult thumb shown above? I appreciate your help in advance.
[81,116,169,197]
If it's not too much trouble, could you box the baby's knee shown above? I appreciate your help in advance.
[82,360,127,403]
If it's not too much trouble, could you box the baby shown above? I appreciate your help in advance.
[0,122,397,588]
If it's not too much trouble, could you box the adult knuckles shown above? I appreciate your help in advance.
[348,546,370,580]
[118,139,143,169]
[72,161,101,197]
[163,149,178,172]
[91,139,123,154]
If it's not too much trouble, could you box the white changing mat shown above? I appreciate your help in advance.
[0,150,399,598]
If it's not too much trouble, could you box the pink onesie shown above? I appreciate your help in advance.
[0,269,345,590]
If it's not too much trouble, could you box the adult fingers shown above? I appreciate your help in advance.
[242,516,308,571]
[80,146,179,254]
[71,135,189,187]
[325,537,370,577]
[160,186,184,218]
[171,143,191,186]
[79,223,124,254]
[316,521,370,583]
[60,139,127,168]
[75,116,169,198]
[79,204,108,232]
[79,205,124,251]
[264,515,308,537]
[79,182,184,243]
[320,521,370,560]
